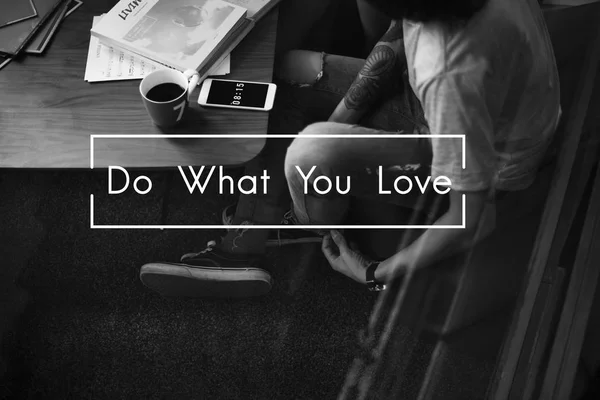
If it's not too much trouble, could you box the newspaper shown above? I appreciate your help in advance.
[84,15,230,82]
[224,0,270,18]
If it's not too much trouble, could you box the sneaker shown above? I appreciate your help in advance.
[221,204,323,246]
[140,241,272,298]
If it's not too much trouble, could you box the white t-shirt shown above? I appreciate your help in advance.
[403,0,561,192]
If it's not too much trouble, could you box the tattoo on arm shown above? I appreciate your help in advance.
[344,79,380,111]
[361,45,397,77]
[342,19,406,112]
[344,45,399,110]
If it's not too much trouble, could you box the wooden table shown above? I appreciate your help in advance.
[0,0,277,169]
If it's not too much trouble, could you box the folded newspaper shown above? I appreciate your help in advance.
[84,15,230,82]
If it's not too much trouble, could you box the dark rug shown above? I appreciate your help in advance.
[1,168,381,400]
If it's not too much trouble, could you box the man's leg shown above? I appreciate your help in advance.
[277,46,433,225]
[223,49,430,231]
[285,122,433,227]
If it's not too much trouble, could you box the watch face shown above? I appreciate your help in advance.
[368,283,387,292]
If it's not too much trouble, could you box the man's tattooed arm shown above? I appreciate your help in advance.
[329,20,406,123]
[343,44,400,110]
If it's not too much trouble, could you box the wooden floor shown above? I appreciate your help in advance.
[488,3,600,399]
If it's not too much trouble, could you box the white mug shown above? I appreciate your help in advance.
[139,69,200,128]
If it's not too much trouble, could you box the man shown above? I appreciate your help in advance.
[140,0,561,297]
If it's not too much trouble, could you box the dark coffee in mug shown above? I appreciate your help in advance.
[146,83,186,102]
[139,69,200,128]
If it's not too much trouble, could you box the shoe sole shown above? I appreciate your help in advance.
[265,236,323,246]
[140,263,272,298]
[221,205,323,246]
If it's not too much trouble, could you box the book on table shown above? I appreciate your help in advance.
[84,14,231,82]
[90,0,280,78]
[0,0,38,29]
[25,0,83,54]
[0,0,68,56]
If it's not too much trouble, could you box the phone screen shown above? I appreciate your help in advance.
[206,80,269,108]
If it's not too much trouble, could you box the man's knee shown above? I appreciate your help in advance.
[284,122,343,180]
[285,139,319,182]
[276,50,324,85]
[299,121,352,137]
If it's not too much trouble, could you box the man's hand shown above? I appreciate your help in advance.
[377,189,496,282]
[322,230,373,284]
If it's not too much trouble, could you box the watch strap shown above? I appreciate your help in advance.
[366,262,386,292]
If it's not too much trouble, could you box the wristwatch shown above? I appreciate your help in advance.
[366,262,386,292]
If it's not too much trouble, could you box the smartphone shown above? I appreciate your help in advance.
[197,78,277,111]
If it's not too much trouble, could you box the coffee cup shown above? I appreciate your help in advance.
[139,69,200,128]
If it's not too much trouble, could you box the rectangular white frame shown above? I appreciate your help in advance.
[90,134,466,229]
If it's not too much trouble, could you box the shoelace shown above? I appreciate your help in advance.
[274,210,295,245]
[181,240,217,261]
[203,240,217,251]
[281,209,296,225]
[224,206,300,246]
